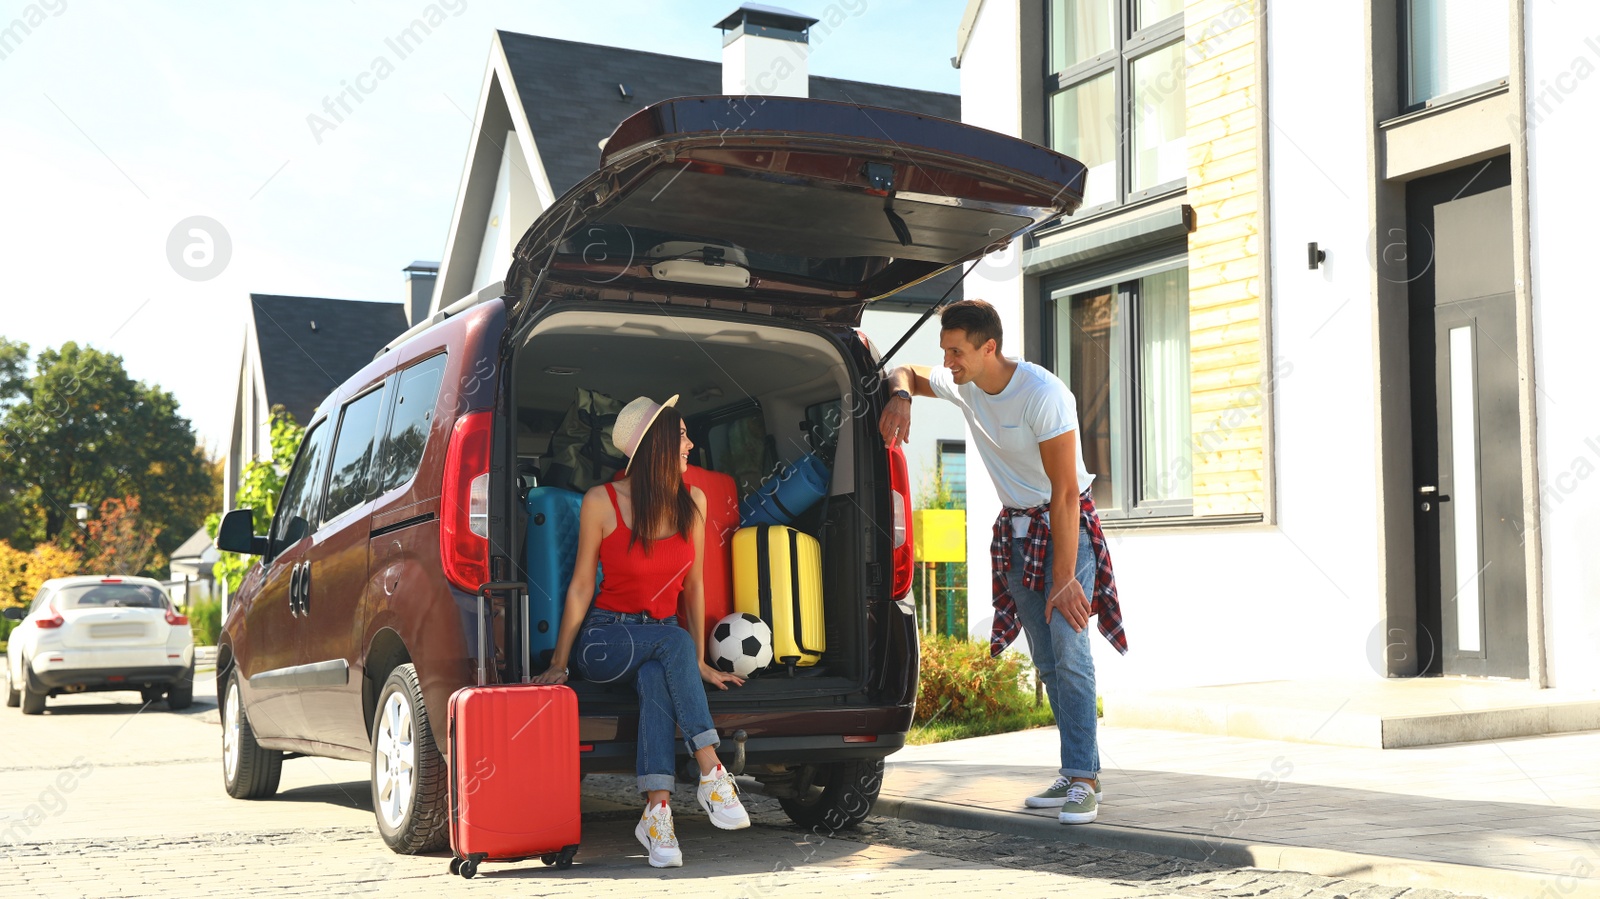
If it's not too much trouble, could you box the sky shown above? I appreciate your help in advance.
[0,0,967,454]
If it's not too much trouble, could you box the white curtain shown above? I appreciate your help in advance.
[1139,269,1191,502]
[1409,0,1510,104]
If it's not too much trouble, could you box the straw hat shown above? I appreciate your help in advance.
[613,394,679,474]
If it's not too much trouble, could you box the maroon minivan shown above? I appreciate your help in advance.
[215,96,1085,854]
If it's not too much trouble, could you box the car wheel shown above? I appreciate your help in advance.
[371,664,449,854]
[5,668,19,708]
[222,670,283,799]
[141,687,166,704]
[20,659,46,716]
[166,665,195,710]
[776,759,884,833]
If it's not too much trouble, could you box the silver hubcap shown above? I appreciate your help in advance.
[223,683,241,783]
[374,690,415,829]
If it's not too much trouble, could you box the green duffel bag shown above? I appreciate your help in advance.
[543,388,628,492]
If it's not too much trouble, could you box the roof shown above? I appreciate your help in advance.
[496,30,962,201]
[249,295,409,425]
[169,526,213,562]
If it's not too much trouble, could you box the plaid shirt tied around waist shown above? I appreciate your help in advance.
[989,491,1126,658]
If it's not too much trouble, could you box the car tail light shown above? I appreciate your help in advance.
[441,409,493,592]
[843,734,878,743]
[887,442,914,600]
[36,600,63,629]
[165,606,188,626]
[100,577,122,583]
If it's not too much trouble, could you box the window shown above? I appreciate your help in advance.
[1051,261,1190,518]
[937,440,966,509]
[270,420,333,552]
[1405,0,1509,107]
[323,383,390,523]
[1047,0,1185,213]
[376,354,448,494]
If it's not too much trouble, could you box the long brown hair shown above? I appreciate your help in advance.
[628,407,697,554]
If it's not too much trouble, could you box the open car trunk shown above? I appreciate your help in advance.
[502,306,877,711]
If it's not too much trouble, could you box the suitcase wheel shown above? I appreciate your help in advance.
[557,845,579,870]
[448,858,461,876]
[459,859,478,879]
[540,854,557,866]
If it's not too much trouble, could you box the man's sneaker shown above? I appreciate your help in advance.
[635,801,683,868]
[1057,781,1099,825]
[1025,776,1103,808]
[696,764,751,830]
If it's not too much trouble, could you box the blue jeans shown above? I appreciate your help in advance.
[1008,523,1099,779]
[574,609,720,794]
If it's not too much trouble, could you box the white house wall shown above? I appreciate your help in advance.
[1526,2,1600,690]
[858,308,971,508]
[959,0,1388,687]
[958,0,1021,646]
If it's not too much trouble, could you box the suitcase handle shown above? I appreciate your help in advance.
[475,582,529,687]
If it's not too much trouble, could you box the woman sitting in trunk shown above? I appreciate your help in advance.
[535,394,749,868]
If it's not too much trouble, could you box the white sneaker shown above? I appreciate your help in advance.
[635,801,683,868]
[696,764,751,830]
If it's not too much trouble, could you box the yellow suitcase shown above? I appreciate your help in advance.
[733,524,825,670]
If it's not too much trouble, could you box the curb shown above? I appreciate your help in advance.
[870,795,1600,899]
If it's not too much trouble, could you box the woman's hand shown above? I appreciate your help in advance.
[531,665,569,686]
[700,661,745,690]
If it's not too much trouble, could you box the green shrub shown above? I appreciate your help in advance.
[188,599,222,647]
[915,633,1033,725]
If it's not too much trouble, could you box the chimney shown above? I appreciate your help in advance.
[715,4,818,98]
[402,261,439,327]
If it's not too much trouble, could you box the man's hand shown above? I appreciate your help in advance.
[878,396,911,446]
[1046,576,1090,632]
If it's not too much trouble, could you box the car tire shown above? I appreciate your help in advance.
[166,665,195,710]
[141,687,166,704]
[371,664,449,854]
[5,669,19,708]
[776,759,884,833]
[222,670,283,799]
[19,659,46,716]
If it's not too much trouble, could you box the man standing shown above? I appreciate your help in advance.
[878,299,1125,825]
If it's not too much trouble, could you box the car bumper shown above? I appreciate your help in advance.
[30,647,193,690]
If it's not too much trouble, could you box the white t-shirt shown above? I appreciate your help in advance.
[928,360,1095,535]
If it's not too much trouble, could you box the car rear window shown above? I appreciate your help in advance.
[56,584,167,610]
[376,353,448,493]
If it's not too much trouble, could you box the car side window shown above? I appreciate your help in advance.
[28,589,51,614]
[323,382,390,523]
[376,353,448,494]
[270,419,333,554]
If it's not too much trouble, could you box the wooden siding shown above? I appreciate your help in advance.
[1185,0,1267,518]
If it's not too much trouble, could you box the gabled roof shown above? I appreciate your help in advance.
[498,31,962,200]
[248,295,408,425]
[169,526,214,563]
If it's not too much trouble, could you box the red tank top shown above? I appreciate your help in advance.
[594,483,694,618]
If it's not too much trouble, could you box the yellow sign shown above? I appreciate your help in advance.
[912,509,966,562]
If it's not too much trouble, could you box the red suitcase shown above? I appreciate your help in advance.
[681,464,739,644]
[447,582,581,879]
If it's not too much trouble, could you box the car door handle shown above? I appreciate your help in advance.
[289,563,304,617]
[299,562,311,616]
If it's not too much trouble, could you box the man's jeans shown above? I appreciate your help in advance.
[574,609,720,794]
[1007,524,1099,779]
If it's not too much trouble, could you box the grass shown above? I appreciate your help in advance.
[907,703,1057,746]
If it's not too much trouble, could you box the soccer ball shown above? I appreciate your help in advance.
[709,613,773,678]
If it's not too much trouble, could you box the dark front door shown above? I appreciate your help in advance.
[1407,157,1528,678]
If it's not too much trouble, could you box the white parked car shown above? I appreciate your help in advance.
[4,575,195,715]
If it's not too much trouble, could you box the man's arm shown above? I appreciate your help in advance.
[1039,431,1089,632]
[878,364,937,446]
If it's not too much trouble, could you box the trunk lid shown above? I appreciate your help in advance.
[505,96,1086,326]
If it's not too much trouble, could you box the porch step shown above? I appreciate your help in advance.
[1102,677,1600,748]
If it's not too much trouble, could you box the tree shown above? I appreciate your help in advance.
[0,340,214,576]
[207,408,303,594]
[0,540,83,608]
[76,496,160,576]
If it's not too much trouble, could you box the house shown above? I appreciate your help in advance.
[166,525,220,607]
[223,290,418,511]
[425,6,973,506]
[955,0,1600,705]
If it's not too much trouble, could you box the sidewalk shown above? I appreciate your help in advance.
[873,724,1600,898]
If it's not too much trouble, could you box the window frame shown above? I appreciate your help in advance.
[1045,0,1187,217]
[1044,246,1193,521]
